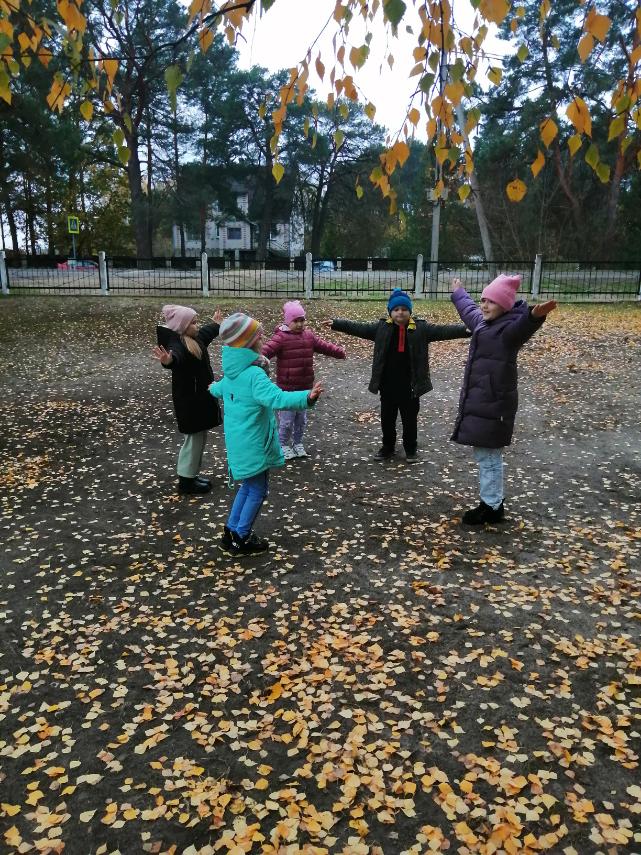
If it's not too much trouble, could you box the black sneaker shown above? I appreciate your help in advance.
[220,525,233,550]
[230,530,269,555]
[462,501,505,525]
[195,475,212,488]
[178,476,212,495]
[405,449,418,462]
[373,446,395,460]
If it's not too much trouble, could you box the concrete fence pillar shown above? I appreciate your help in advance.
[414,254,424,298]
[98,251,108,295]
[532,253,543,298]
[201,252,209,295]
[0,251,8,295]
[304,252,313,299]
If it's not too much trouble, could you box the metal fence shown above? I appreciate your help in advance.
[1,251,640,301]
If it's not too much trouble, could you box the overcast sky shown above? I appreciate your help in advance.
[235,0,508,139]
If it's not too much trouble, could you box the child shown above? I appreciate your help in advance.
[209,312,323,555]
[450,275,557,524]
[152,304,223,495]
[325,288,470,461]
[262,300,345,460]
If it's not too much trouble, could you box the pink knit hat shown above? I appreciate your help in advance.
[481,274,521,311]
[283,300,306,325]
[162,304,197,334]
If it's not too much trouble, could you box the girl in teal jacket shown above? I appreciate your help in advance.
[209,313,323,555]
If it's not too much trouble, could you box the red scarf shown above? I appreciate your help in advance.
[398,324,406,352]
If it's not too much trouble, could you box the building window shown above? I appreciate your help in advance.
[227,227,242,240]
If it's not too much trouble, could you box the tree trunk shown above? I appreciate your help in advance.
[45,173,55,254]
[172,109,185,257]
[146,109,154,257]
[25,176,37,254]
[455,102,494,267]
[126,135,152,258]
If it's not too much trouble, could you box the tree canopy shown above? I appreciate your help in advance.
[1,0,639,213]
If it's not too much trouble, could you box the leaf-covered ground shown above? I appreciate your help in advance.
[1,296,640,855]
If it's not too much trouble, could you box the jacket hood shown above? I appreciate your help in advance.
[221,346,260,378]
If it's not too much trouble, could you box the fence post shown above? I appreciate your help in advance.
[532,253,542,298]
[98,251,108,295]
[367,256,373,272]
[336,256,342,272]
[304,252,313,299]
[0,251,8,294]
[201,252,209,296]
[234,249,240,270]
[414,254,424,298]
[637,266,641,301]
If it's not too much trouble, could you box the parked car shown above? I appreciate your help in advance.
[56,259,98,270]
[313,259,335,272]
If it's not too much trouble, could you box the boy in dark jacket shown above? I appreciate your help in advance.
[450,275,556,524]
[325,289,470,461]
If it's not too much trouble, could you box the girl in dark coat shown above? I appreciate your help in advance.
[450,275,556,524]
[152,304,223,495]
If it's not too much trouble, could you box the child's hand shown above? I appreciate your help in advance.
[531,300,557,318]
[451,277,462,292]
[320,320,334,328]
[308,381,324,402]
[152,345,173,365]
[213,308,224,323]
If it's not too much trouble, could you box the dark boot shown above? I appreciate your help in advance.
[462,501,505,525]
[195,476,212,488]
[178,476,211,495]
[230,530,269,555]
[373,446,395,460]
[220,525,233,550]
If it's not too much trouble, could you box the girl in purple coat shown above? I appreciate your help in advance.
[451,275,556,525]
[262,300,345,459]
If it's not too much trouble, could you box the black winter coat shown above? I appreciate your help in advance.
[331,316,470,398]
[162,322,221,434]
[451,288,545,448]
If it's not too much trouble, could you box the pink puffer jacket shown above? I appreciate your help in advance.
[262,325,346,391]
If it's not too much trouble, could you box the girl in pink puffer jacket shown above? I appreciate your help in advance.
[262,300,346,459]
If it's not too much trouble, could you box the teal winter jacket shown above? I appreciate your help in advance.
[209,346,312,480]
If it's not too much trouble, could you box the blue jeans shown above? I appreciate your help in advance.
[227,471,269,538]
[473,447,504,509]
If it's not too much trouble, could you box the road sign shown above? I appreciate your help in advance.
[67,216,80,234]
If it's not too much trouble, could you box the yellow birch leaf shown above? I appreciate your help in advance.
[586,10,611,42]
[458,184,472,201]
[540,117,558,147]
[607,115,625,141]
[577,33,594,63]
[0,73,12,105]
[255,778,269,790]
[355,184,364,199]
[408,107,420,126]
[393,140,410,166]
[39,48,53,68]
[566,97,592,136]
[1,804,20,816]
[80,100,93,121]
[479,0,510,25]
[487,66,502,86]
[637,149,641,169]
[103,58,119,88]
[365,102,376,120]
[506,178,527,201]
[531,148,545,177]
[315,54,325,80]
[445,80,464,104]
[199,28,213,53]
[595,162,610,182]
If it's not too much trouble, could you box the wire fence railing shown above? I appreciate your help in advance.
[1,252,640,302]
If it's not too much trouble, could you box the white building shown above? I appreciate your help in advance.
[172,186,304,257]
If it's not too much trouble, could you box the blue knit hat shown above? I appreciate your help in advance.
[387,289,413,314]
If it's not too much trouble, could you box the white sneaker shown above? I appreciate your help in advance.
[293,443,308,458]
[282,445,296,461]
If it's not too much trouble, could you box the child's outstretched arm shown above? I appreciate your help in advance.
[250,369,320,411]
[261,331,282,360]
[199,308,223,347]
[424,322,472,342]
[503,300,557,347]
[311,332,346,359]
[322,318,378,341]
[209,379,223,398]
[450,278,484,330]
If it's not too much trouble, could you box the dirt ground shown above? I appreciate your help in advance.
[0,295,640,855]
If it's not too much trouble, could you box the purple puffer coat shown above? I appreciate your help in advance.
[451,287,545,448]
[262,325,346,391]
